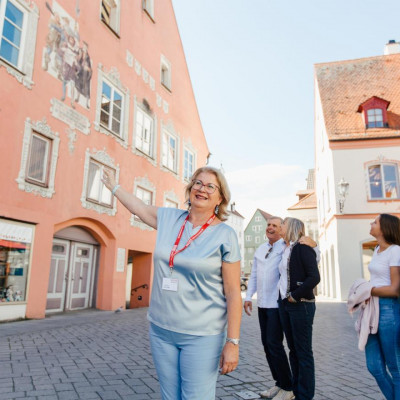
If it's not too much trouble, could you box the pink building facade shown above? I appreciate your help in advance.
[0,0,208,321]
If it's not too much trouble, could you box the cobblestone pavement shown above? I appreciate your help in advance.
[0,301,383,399]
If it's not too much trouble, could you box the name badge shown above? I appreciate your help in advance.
[162,277,179,292]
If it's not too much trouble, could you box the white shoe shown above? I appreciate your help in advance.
[272,389,295,400]
[260,385,281,398]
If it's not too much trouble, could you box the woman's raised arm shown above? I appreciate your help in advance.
[101,168,158,229]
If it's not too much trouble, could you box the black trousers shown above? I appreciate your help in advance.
[258,307,293,391]
[278,299,316,400]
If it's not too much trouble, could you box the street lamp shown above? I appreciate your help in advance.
[338,178,349,213]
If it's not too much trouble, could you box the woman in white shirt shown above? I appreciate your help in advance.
[366,213,400,400]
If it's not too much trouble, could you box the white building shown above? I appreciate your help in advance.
[314,43,400,300]
[287,169,319,243]
[225,203,245,273]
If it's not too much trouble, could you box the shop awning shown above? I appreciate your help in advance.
[0,240,27,249]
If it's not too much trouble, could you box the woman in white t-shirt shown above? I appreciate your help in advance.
[366,213,400,400]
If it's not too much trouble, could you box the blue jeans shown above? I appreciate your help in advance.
[279,299,316,400]
[258,307,293,391]
[149,323,226,400]
[365,297,400,400]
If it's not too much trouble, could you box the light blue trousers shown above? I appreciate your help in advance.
[149,323,226,400]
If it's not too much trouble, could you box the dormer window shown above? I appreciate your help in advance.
[357,96,389,129]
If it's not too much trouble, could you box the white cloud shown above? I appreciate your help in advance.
[225,164,308,225]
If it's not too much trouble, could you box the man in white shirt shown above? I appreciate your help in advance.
[244,217,317,400]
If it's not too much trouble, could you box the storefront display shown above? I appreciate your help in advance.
[0,219,34,303]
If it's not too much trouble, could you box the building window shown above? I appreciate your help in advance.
[184,149,194,181]
[135,106,154,157]
[162,130,177,172]
[25,133,51,187]
[245,235,251,241]
[367,108,384,128]
[160,55,171,90]
[17,118,60,198]
[142,0,154,19]
[0,219,34,303]
[130,176,156,230]
[165,199,178,208]
[101,81,123,137]
[136,186,152,205]
[0,0,24,68]
[358,96,389,129]
[0,0,38,88]
[94,65,130,147]
[101,0,120,34]
[255,216,261,222]
[86,159,114,207]
[368,164,400,199]
[81,148,119,215]
[255,237,260,244]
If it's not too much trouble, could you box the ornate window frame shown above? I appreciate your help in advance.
[16,118,60,198]
[0,0,39,89]
[100,0,120,36]
[364,156,400,201]
[182,137,197,182]
[130,176,156,230]
[94,64,130,148]
[81,148,120,215]
[164,190,180,209]
[160,54,171,91]
[132,96,157,165]
[160,120,180,178]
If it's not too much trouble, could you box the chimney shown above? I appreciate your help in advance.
[384,39,400,55]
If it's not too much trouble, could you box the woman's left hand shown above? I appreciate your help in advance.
[219,342,239,375]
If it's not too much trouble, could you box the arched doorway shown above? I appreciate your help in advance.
[46,226,99,313]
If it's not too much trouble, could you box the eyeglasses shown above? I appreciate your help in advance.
[191,179,220,194]
[265,247,273,259]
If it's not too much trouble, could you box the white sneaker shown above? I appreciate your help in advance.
[272,389,295,400]
[260,385,281,398]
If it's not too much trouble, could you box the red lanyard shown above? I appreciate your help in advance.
[169,213,216,271]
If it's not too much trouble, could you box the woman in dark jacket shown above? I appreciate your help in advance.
[278,217,320,400]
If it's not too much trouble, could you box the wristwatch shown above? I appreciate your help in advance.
[226,337,240,345]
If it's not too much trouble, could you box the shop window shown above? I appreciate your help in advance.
[143,0,154,20]
[0,219,34,303]
[368,163,400,200]
[160,55,171,91]
[184,148,194,181]
[16,118,60,198]
[86,158,114,207]
[101,0,120,35]
[0,0,38,88]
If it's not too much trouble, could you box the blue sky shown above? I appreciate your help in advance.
[172,0,400,222]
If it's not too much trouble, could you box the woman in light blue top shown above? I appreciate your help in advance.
[102,166,242,400]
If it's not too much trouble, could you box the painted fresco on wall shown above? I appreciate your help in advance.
[42,1,92,109]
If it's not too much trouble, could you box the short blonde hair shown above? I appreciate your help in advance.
[283,217,305,243]
[185,166,231,221]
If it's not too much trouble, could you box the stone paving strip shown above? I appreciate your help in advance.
[0,302,383,399]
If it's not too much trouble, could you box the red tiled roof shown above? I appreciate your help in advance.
[229,210,245,219]
[287,192,317,210]
[258,209,273,221]
[315,53,400,141]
